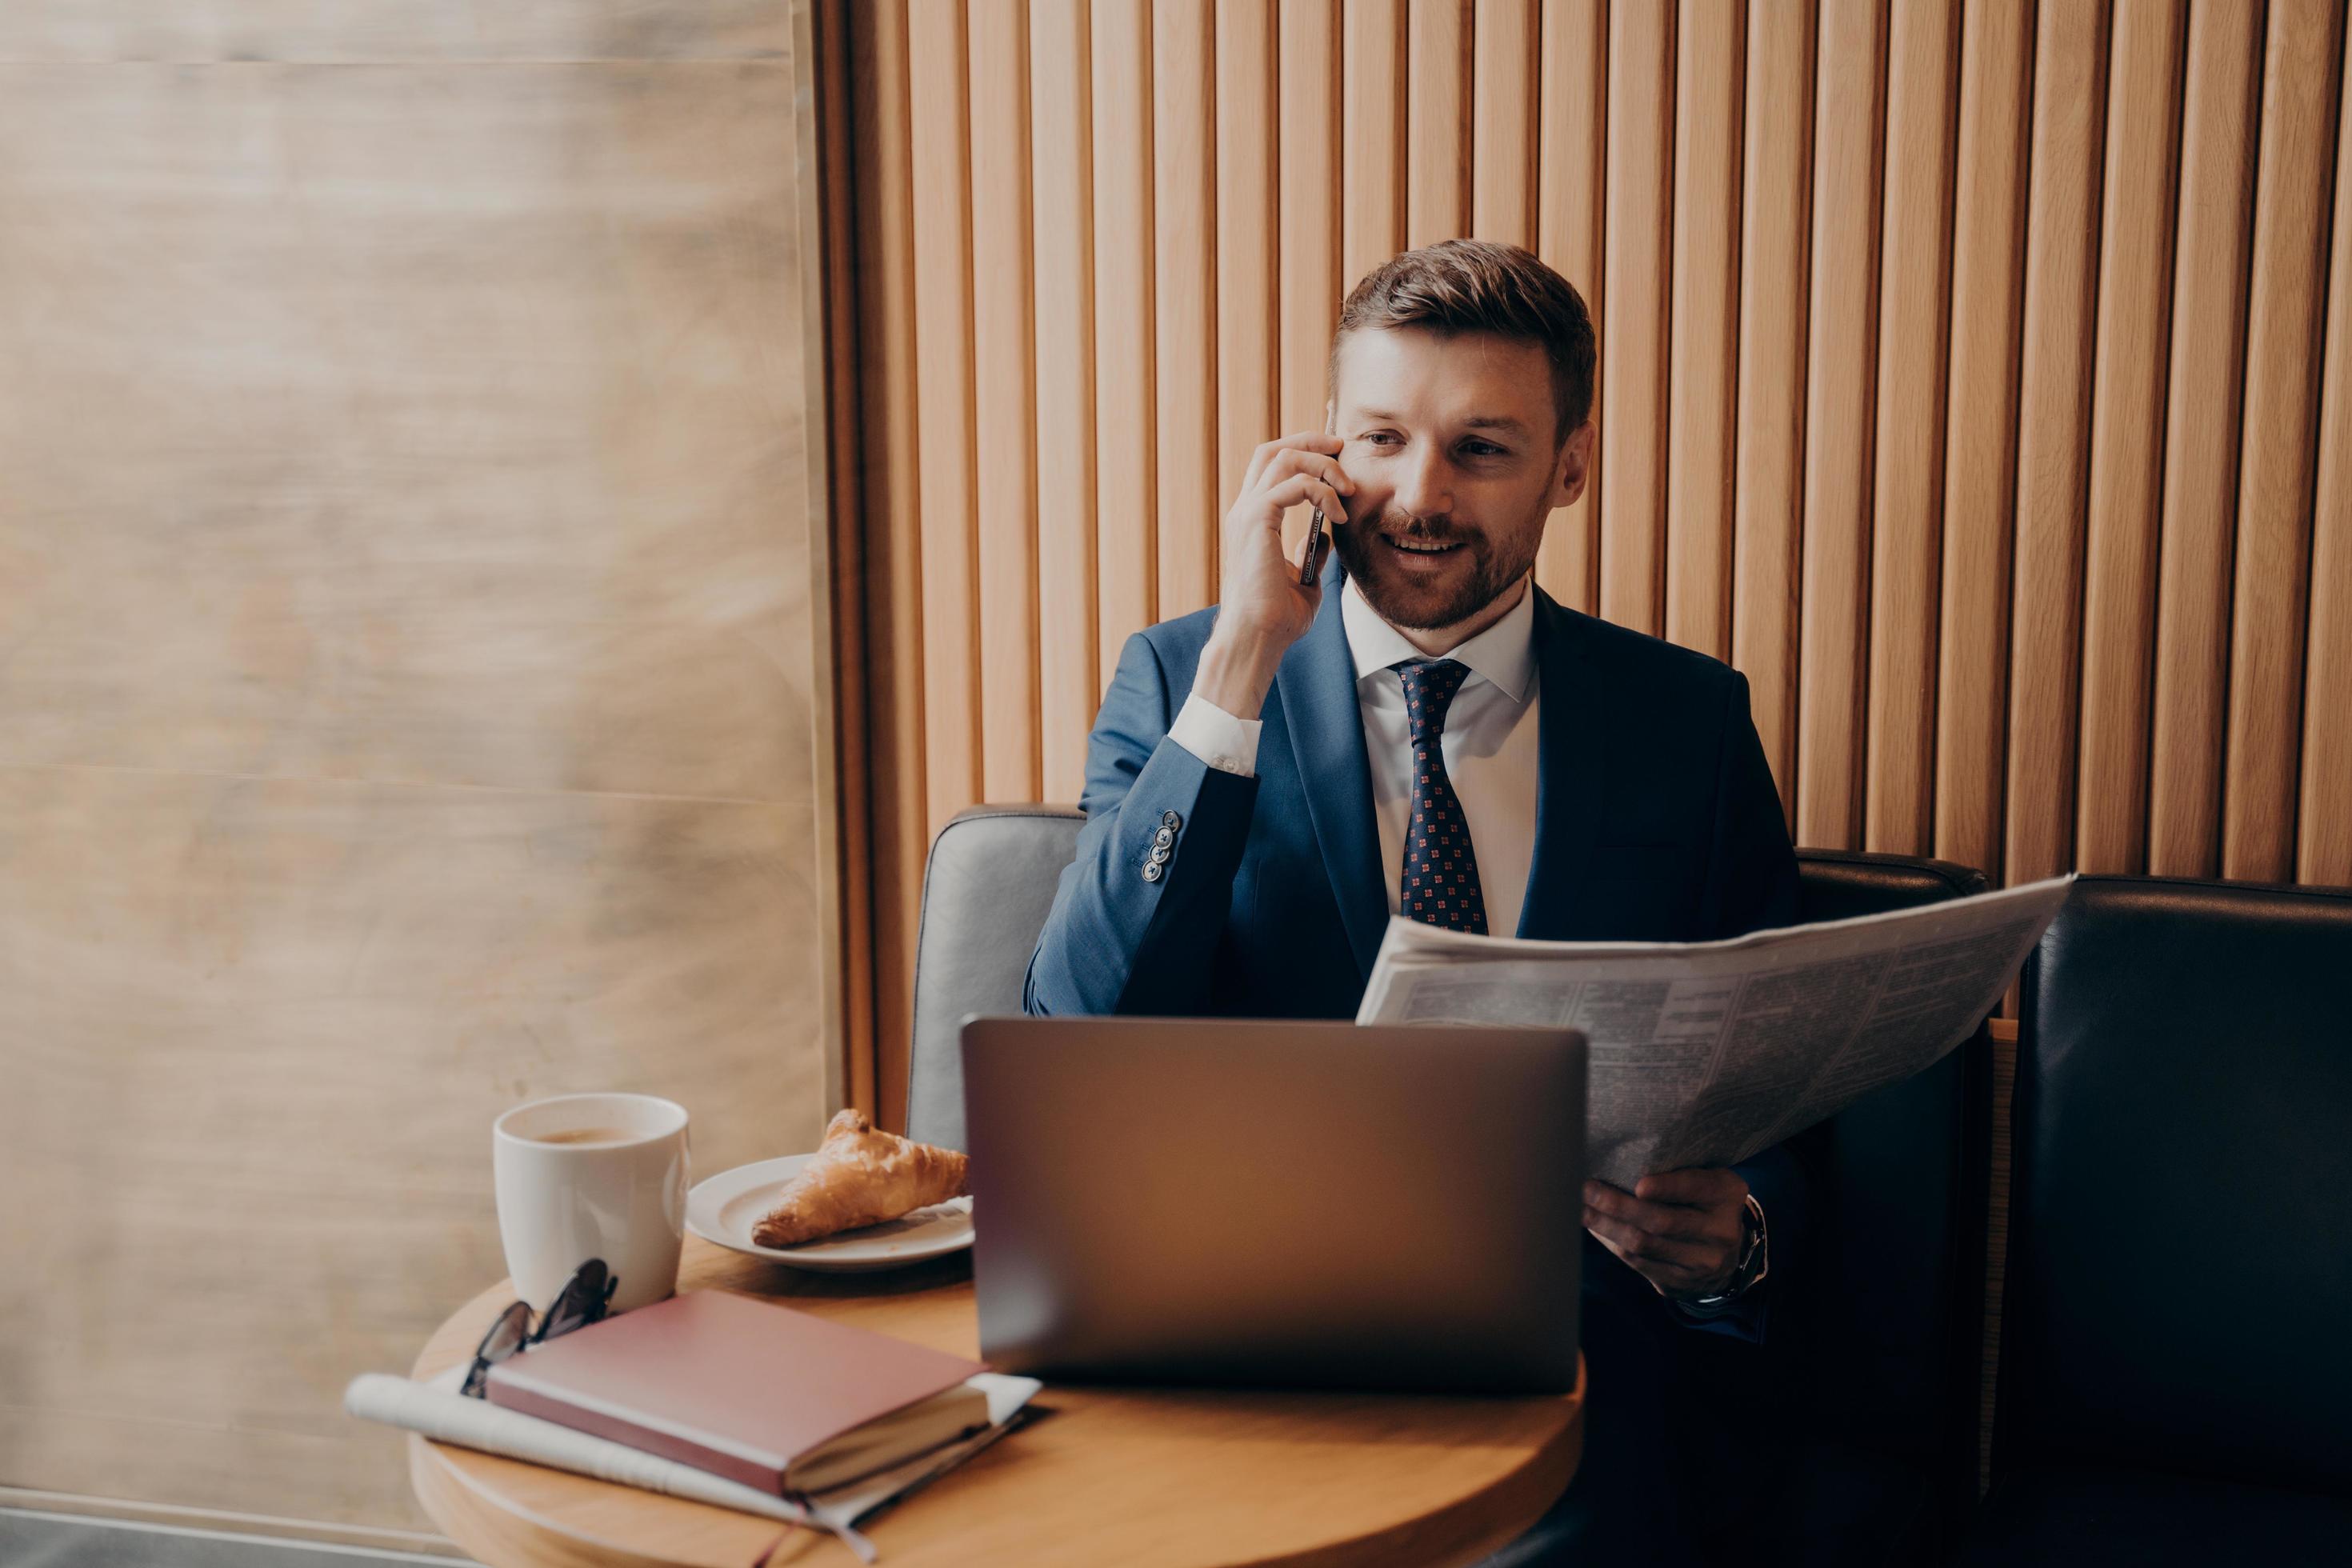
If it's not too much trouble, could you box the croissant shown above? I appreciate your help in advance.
[751,1110,970,1247]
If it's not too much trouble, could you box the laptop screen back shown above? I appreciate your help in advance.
[959,1016,1586,1394]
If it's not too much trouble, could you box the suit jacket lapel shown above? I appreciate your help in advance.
[1274,558,1387,980]
[1517,586,1603,938]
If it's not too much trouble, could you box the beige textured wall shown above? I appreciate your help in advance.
[0,2,837,1547]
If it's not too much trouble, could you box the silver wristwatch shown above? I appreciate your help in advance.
[1679,1193,1770,1314]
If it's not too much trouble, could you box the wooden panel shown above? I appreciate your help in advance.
[849,0,927,1130]
[1032,0,1098,802]
[1217,0,1279,574]
[1470,0,1539,246]
[816,0,874,1122]
[2148,0,2263,877]
[2074,0,2186,874]
[796,0,850,1127]
[1342,0,1407,293]
[2303,12,2352,888]
[1731,0,1815,817]
[1092,0,1157,674]
[1665,0,1745,662]
[2222,0,2343,882]
[970,2,1040,802]
[1933,0,2033,879]
[1406,0,1471,246]
[1600,0,1675,636]
[1280,0,1343,444]
[1534,0,1608,615]
[907,1,982,830]
[1153,0,1218,617]
[1862,0,1958,856]
[1796,0,1885,850]
[0,47,830,1532]
[2002,0,2107,887]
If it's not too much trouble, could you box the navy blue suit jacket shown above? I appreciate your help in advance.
[1026,559,1805,1337]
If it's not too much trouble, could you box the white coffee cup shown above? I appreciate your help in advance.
[493,1092,690,1314]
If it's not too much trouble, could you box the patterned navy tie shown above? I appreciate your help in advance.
[1395,658,1489,935]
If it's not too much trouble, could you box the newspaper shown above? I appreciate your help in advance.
[1358,874,2074,1187]
[347,1363,1042,1563]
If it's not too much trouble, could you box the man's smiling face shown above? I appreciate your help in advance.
[1327,326,1594,637]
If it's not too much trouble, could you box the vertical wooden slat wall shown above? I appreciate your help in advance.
[1663,0,1742,665]
[1534,0,1608,616]
[970,4,1043,802]
[1796,0,1885,851]
[1033,0,1102,799]
[2225,0,2344,880]
[839,0,2352,1126]
[2150,0,2264,877]
[1153,2,1219,621]
[903,0,982,840]
[1732,0,1815,828]
[1599,2,1675,636]
[2076,0,2186,876]
[2307,13,2352,887]
[1934,0,2031,885]
[1216,1,1279,540]
[2004,0,2108,890]
[1280,1,1342,439]
[1091,0,1156,685]
[847,0,925,1133]
[1864,0,1958,858]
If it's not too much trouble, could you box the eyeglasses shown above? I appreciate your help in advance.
[459,1258,618,1398]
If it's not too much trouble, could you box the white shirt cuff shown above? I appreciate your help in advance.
[1169,693,1262,778]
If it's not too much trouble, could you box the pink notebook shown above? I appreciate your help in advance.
[485,1289,990,1494]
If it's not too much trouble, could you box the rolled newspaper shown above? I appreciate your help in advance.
[345,1371,877,1562]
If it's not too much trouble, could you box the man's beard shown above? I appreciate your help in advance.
[1331,510,1542,632]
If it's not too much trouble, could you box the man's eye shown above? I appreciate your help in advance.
[1358,433,1506,456]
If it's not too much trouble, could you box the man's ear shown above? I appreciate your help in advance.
[1552,421,1598,509]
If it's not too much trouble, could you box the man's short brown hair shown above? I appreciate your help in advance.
[1328,239,1597,449]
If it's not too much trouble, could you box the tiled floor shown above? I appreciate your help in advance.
[0,1510,460,1567]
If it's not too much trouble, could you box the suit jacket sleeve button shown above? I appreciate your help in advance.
[1161,810,1182,829]
[1141,862,1162,882]
[1153,827,1174,849]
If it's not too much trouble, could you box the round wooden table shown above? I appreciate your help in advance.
[409,1236,1583,1568]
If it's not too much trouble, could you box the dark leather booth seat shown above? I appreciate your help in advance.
[1777,853,1993,1565]
[906,809,1994,1562]
[1960,876,2352,1563]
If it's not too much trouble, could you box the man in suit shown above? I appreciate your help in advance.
[1027,240,1803,1565]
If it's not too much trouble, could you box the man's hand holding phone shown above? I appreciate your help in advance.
[1194,431,1354,720]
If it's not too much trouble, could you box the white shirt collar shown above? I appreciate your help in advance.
[1340,574,1538,704]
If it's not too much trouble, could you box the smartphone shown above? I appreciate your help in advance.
[1298,507,1327,586]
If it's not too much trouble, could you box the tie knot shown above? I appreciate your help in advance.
[1394,658,1471,740]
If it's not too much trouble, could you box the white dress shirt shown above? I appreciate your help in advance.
[1167,577,1542,938]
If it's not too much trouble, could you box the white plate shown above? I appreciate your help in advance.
[685,1154,974,1273]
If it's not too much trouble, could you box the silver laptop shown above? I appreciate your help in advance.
[958,1017,1586,1394]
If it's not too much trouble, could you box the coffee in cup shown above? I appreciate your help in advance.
[493,1093,690,1314]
